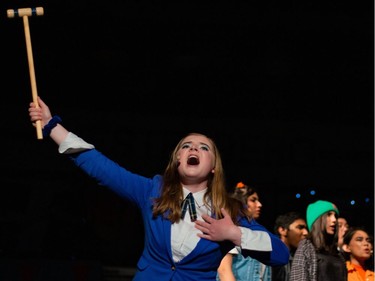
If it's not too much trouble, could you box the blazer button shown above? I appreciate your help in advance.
[171,266,176,271]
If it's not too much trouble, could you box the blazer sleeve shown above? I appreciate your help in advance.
[238,220,290,267]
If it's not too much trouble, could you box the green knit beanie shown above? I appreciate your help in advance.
[306,200,339,231]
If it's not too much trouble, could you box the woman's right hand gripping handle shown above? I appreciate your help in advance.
[28,96,69,145]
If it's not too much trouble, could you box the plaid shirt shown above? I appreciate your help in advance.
[290,239,317,281]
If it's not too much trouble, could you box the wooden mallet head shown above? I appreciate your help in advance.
[7,7,44,18]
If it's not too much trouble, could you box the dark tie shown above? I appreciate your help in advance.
[181,193,197,222]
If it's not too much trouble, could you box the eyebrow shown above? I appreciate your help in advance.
[182,141,210,147]
[295,224,307,228]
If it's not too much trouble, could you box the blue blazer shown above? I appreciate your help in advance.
[69,149,289,281]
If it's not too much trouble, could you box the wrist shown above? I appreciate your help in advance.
[42,115,62,137]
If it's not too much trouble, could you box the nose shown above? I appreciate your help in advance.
[189,145,198,151]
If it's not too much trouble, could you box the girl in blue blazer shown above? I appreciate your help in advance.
[29,97,289,281]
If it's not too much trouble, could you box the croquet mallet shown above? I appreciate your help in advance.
[7,7,45,139]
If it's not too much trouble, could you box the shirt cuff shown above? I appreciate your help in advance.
[239,227,272,251]
[228,246,241,255]
[58,132,95,154]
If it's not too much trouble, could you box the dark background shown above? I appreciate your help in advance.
[0,0,373,270]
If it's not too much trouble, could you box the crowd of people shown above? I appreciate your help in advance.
[28,97,373,280]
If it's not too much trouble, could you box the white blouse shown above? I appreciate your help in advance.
[171,187,211,262]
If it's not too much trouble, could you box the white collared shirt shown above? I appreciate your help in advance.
[171,187,211,262]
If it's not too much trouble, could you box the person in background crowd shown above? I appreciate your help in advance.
[272,211,309,281]
[28,97,289,281]
[342,226,374,281]
[338,217,350,252]
[290,200,347,281]
[217,182,279,281]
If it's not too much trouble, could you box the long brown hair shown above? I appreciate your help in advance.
[152,132,236,223]
[308,212,339,254]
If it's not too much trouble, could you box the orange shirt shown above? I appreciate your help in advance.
[346,261,374,281]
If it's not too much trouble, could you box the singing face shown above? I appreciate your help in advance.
[176,134,215,185]
[344,230,373,264]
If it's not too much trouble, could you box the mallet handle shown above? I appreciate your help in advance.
[23,15,43,139]
[8,7,44,139]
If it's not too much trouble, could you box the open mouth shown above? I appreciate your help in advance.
[187,156,199,165]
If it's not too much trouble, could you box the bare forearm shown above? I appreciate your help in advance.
[49,123,69,145]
